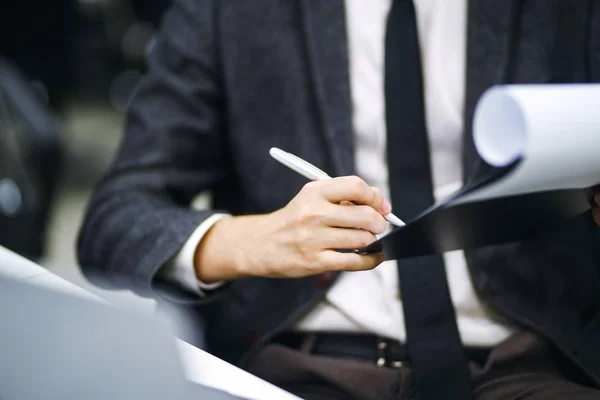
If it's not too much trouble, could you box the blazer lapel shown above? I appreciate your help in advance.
[299,0,355,176]
[463,0,518,180]
[299,1,518,179]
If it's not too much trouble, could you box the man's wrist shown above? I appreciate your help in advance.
[155,213,231,295]
[193,215,255,283]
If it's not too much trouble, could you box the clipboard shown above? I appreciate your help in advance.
[360,84,600,260]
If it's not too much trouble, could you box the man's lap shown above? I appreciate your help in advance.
[474,371,600,400]
[245,331,600,400]
[472,331,599,400]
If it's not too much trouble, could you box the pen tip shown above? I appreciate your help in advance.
[388,214,406,227]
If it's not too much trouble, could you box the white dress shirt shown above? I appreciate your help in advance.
[159,0,516,347]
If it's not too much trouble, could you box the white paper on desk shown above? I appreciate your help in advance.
[176,340,302,400]
[457,84,600,204]
[0,246,106,303]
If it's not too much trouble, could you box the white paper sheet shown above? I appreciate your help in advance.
[177,340,302,400]
[456,84,600,204]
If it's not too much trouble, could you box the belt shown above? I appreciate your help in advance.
[271,332,491,369]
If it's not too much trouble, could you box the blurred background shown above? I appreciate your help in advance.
[0,0,175,312]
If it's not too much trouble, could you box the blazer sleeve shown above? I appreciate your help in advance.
[76,0,229,301]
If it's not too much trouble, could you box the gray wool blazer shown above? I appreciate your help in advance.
[78,0,600,383]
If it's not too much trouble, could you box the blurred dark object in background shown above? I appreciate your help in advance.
[0,0,77,109]
[0,59,63,261]
[0,1,171,261]
[133,0,171,28]
[1,0,171,109]
[71,0,172,108]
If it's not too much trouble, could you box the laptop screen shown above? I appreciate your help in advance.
[0,275,241,400]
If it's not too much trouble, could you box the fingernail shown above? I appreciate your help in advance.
[380,201,392,214]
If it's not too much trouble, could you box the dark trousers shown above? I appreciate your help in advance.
[245,332,600,400]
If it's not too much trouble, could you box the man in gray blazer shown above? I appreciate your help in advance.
[78,0,600,399]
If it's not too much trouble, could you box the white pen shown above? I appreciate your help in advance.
[269,147,405,227]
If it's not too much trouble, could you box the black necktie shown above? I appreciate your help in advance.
[384,1,473,398]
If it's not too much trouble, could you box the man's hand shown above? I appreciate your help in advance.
[194,176,391,283]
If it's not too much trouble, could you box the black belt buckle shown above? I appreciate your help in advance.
[376,338,404,369]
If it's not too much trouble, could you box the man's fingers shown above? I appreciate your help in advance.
[320,250,384,272]
[319,227,378,249]
[324,204,387,234]
[311,176,391,214]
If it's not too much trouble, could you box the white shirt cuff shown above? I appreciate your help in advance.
[157,213,231,294]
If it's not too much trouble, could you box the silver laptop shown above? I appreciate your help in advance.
[0,275,243,400]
